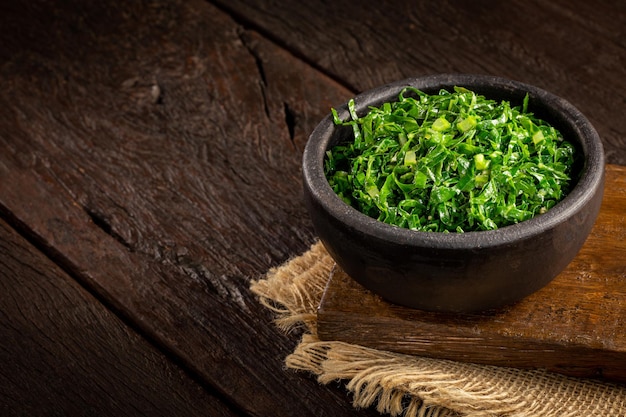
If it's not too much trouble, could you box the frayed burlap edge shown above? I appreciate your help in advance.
[250,241,626,417]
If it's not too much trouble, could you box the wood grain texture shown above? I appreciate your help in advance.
[213,0,626,165]
[318,165,626,383]
[0,219,237,417]
[0,0,373,416]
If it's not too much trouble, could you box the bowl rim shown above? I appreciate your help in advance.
[302,73,605,249]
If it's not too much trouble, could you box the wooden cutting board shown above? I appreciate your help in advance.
[317,164,626,383]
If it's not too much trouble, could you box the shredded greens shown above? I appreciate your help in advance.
[324,87,577,232]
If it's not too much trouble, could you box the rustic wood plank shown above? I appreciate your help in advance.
[0,218,238,417]
[212,0,626,165]
[0,0,374,415]
[317,165,626,383]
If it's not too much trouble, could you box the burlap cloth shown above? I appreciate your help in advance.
[251,241,626,417]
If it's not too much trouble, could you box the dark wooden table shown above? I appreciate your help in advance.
[1,1,624,415]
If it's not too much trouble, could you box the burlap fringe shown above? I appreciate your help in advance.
[250,241,626,417]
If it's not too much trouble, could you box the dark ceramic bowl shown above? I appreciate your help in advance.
[302,74,605,313]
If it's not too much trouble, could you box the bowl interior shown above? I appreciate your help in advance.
[304,74,604,249]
